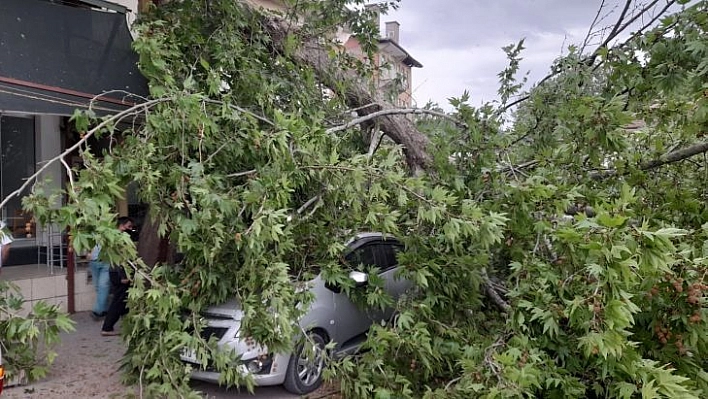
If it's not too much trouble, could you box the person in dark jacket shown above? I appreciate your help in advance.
[100,265,130,336]
[100,217,134,336]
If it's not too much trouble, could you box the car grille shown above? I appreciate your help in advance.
[201,326,228,341]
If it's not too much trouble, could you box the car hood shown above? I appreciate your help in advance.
[202,297,244,320]
[201,279,319,321]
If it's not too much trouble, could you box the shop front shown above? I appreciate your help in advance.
[0,0,148,311]
[0,0,147,265]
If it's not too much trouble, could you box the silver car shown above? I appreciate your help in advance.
[181,233,409,394]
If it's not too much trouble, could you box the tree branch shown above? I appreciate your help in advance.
[200,97,274,126]
[0,97,171,211]
[610,0,662,42]
[367,129,383,159]
[581,0,609,54]
[600,0,634,49]
[0,94,271,212]
[296,195,320,215]
[262,16,434,173]
[642,139,708,170]
[326,108,467,134]
[482,269,510,312]
[497,160,539,173]
[593,138,708,178]
[498,0,678,114]
[495,71,558,116]
[499,137,708,181]
[226,169,257,178]
[590,0,678,71]
[60,157,75,192]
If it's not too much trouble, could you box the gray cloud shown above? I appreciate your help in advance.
[381,0,698,108]
[389,0,602,49]
[382,0,671,108]
[406,30,576,107]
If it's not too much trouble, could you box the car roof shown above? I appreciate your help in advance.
[344,232,400,249]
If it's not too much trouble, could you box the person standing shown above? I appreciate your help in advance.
[101,217,134,336]
[100,260,130,336]
[0,221,13,273]
[89,243,110,319]
[90,217,134,320]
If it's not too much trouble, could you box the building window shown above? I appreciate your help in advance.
[1,115,37,239]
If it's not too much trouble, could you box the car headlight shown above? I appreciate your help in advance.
[244,354,273,375]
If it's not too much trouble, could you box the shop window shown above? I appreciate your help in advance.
[1,115,36,239]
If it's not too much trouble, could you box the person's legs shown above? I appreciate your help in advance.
[101,285,127,335]
[90,261,110,317]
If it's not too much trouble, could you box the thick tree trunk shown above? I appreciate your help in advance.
[260,17,510,309]
[137,208,163,267]
[263,17,433,173]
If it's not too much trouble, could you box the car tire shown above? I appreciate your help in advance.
[283,331,327,395]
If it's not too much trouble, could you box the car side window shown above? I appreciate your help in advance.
[344,244,378,271]
[375,243,402,271]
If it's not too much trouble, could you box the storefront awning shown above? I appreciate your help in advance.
[0,0,149,116]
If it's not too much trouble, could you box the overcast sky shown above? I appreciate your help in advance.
[381,0,669,109]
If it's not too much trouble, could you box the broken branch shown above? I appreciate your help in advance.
[326,107,467,134]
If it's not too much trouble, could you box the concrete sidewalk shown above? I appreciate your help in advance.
[1,311,315,398]
[3,311,135,398]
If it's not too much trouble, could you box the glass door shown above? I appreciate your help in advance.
[0,114,37,241]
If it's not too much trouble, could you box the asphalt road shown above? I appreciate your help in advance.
[192,381,297,399]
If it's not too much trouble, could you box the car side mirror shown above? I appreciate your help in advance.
[325,271,369,293]
[349,271,368,287]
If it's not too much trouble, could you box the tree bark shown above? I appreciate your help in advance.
[263,17,434,174]
[137,208,163,267]
[641,140,708,170]
[590,139,708,179]
[260,15,506,308]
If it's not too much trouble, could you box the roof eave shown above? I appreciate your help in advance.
[378,38,423,68]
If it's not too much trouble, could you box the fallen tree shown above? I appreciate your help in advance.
[19,0,708,398]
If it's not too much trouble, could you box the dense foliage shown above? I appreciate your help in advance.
[18,0,708,397]
[0,280,74,383]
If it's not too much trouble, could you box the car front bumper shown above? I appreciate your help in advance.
[181,312,294,388]
[183,352,291,387]
[188,363,287,387]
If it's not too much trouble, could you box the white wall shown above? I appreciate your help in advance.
[109,0,138,12]
[106,0,139,31]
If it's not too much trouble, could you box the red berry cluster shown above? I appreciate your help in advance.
[648,286,660,298]
[686,282,706,305]
[647,277,706,306]
[671,277,684,293]
[653,324,687,354]
[689,312,702,323]
[653,324,672,345]
[648,276,705,355]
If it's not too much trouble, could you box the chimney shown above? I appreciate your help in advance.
[385,21,400,43]
[365,4,381,34]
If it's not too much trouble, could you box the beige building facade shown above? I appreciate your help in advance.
[239,0,423,107]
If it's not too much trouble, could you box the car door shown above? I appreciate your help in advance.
[371,241,408,322]
[344,239,405,324]
[329,242,380,349]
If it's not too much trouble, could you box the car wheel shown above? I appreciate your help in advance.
[283,331,327,394]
